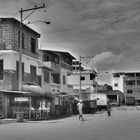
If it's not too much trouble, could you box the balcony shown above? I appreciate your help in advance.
[42,61,60,72]
[60,61,73,71]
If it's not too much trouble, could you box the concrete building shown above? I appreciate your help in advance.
[0,18,76,118]
[68,60,97,94]
[112,72,140,105]
[39,50,75,94]
[0,18,44,118]
[39,50,75,116]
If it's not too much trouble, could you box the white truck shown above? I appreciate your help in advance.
[90,93,108,110]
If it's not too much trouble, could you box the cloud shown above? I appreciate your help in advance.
[92,51,124,69]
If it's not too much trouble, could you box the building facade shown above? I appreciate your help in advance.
[0,18,41,90]
[0,18,75,119]
[39,50,75,94]
[112,72,140,105]
[39,50,75,116]
[68,60,97,94]
[0,18,45,118]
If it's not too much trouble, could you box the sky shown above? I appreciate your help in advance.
[1,0,140,85]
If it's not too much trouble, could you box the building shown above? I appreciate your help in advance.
[39,50,76,116]
[0,18,45,118]
[0,18,77,119]
[112,72,140,105]
[39,50,75,94]
[68,60,97,94]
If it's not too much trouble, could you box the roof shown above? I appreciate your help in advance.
[40,50,76,60]
[55,51,76,60]
[0,90,54,98]
[98,90,124,96]
[40,50,60,58]
[0,18,40,38]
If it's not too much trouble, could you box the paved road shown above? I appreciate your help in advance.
[0,108,140,140]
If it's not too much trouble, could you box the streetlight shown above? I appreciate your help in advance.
[27,20,51,25]
[18,4,46,91]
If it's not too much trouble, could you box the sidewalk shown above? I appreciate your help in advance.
[114,105,140,111]
[0,115,73,124]
[0,118,17,124]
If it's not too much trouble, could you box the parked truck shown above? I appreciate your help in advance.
[80,93,97,113]
[90,93,108,111]
[79,93,108,112]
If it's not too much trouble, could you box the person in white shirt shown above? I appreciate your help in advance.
[77,100,84,121]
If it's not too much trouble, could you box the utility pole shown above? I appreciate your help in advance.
[95,68,108,93]
[96,70,98,93]
[18,4,46,91]
[79,56,81,99]
[79,56,94,98]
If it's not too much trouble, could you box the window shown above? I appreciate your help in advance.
[73,67,75,70]
[114,83,118,87]
[22,33,24,49]
[51,73,60,84]
[126,73,135,77]
[16,61,24,81]
[76,67,79,70]
[18,31,20,48]
[136,73,140,77]
[44,54,49,61]
[0,60,3,80]
[81,76,85,80]
[31,37,36,53]
[30,65,36,83]
[113,73,120,77]
[137,80,140,85]
[127,90,133,94]
[37,76,41,86]
[90,73,95,80]
[44,69,49,83]
[63,75,66,85]
[126,80,135,86]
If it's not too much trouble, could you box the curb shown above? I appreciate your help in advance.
[0,119,17,124]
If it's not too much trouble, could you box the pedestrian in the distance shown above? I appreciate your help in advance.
[107,99,111,116]
[77,100,84,121]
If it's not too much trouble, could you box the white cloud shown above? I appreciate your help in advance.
[92,51,123,68]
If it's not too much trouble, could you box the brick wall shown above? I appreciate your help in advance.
[0,18,39,59]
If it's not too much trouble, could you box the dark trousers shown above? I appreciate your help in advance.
[79,114,84,121]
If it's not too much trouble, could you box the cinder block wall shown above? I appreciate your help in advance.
[0,18,39,59]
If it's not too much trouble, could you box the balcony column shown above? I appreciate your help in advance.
[41,68,44,90]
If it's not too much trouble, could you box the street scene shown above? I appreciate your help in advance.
[0,107,140,140]
[0,0,140,140]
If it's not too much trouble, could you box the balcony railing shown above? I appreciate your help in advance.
[42,61,60,72]
[60,61,73,71]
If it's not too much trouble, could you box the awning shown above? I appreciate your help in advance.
[22,84,44,94]
[0,90,54,98]
[0,90,31,94]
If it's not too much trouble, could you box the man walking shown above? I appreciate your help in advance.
[107,99,111,116]
[77,100,84,121]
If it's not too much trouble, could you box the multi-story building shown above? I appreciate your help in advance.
[0,18,44,118]
[0,18,41,90]
[0,18,76,119]
[112,72,140,105]
[39,50,75,94]
[68,60,97,94]
[39,50,76,116]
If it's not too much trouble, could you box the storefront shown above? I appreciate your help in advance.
[0,90,53,120]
